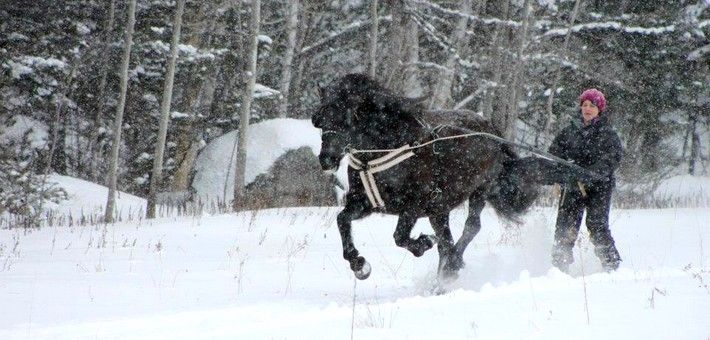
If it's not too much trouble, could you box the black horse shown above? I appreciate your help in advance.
[312,74,569,281]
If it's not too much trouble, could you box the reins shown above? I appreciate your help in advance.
[348,130,600,180]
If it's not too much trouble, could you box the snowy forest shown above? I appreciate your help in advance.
[2,1,710,338]
[1,0,709,225]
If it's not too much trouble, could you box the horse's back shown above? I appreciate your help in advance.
[424,109,518,161]
[423,110,497,135]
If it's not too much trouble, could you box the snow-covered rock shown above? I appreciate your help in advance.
[192,118,325,203]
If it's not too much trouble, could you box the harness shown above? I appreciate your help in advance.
[347,145,415,209]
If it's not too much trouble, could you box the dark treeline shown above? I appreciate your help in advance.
[1,0,708,201]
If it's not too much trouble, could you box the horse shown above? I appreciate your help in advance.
[311,73,559,281]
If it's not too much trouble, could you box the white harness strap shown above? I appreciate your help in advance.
[347,145,415,209]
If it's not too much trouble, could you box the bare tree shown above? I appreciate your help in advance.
[481,0,510,122]
[170,59,222,191]
[169,1,225,193]
[368,0,379,78]
[428,0,473,109]
[503,0,533,141]
[291,7,319,116]
[688,111,702,175]
[88,0,116,182]
[147,0,185,219]
[540,0,582,143]
[104,0,137,223]
[382,0,421,96]
[233,0,261,211]
[278,0,299,118]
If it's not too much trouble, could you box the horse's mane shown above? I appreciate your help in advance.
[337,74,425,123]
[336,73,517,160]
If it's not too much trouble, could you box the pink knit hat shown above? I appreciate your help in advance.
[579,88,606,112]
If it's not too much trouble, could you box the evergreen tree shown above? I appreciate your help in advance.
[0,130,67,228]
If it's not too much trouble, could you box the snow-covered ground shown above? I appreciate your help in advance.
[1,178,708,339]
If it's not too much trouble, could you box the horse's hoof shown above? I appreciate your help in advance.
[431,271,459,295]
[430,282,450,296]
[350,256,372,280]
[438,270,459,284]
[438,256,462,281]
[354,261,371,280]
[411,234,437,257]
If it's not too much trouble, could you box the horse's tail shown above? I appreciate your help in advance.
[486,155,541,220]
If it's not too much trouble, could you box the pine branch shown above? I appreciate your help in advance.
[298,16,392,59]
[543,21,677,37]
[411,0,523,28]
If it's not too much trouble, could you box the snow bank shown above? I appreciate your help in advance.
[46,174,146,218]
[653,175,710,204]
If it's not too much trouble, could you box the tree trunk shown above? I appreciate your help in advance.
[48,105,67,175]
[452,0,488,111]
[278,0,299,118]
[539,0,582,144]
[368,0,379,78]
[400,8,421,97]
[89,0,116,182]
[382,0,421,96]
[428,0,473,109]
[147,0,185,219]
[484,0,510,132]
[104,0,136,223]
[168,1,223,193]
[381,0,404,86]
[172,58,219,194]
[233,0,261,211]
[504,0,533,141]
[292,10,319,117]
[688,112,700,175]
[45,46,84,177]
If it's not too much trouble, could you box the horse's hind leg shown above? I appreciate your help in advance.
[452,193,486,268]
[337,197,372,280]
[393,212,436,257]
[429,213,458,279]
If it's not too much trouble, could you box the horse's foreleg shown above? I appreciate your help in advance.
[337,200,371,280]
[453,194,486,266]
[393,212,435,257]
[429,213,459,279]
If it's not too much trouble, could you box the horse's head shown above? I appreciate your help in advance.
[311,74,378,171]
[311,74,424,171]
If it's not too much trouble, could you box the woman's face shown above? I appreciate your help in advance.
[581,100,600,124]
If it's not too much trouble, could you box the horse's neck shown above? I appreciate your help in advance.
[373,116,425,147]
[352,116,425,163]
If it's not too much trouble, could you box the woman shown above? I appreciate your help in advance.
[548,88,623,272]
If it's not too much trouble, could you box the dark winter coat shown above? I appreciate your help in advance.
[548,116,623,188]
